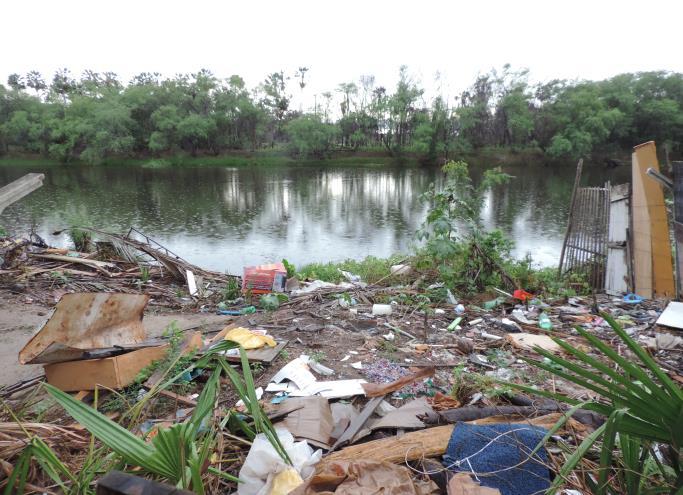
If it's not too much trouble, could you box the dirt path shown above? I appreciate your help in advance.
[0,293,229,387]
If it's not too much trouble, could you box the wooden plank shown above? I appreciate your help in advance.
[224,340,288,364]
[558,159,583,274]
[322,424,455,465]
[632,142,675,298]
[0,173,44,214]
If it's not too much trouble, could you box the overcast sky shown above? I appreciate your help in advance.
[3,0,682,109]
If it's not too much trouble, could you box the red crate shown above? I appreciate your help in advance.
[242,263,287,294]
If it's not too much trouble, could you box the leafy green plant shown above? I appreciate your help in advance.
[214,347,292,465]
[45,367,232,494]
[416,161,514,293]
[221,278,240,301]
[68,227,92,252]
[282,258,296,278]
[139,264,151,284]
[309,351,327,363]
[505,314,682,494]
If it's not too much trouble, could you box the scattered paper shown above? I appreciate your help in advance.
[340,355,350,362]
[290,379,367,399]
[382,332,395,341]
[236,387,263,410]
[656,302,683,329]
[186,270,198,296]
[270,357,318,390]
[350,361,363,370]
[268,357,366,399]
[507,333,561,353]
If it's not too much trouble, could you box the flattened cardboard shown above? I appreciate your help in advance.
[44,345,168,391]
[20,293,149,364]
[656,301,683,330]
[278,397,335,449]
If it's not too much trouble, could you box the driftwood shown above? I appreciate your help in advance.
[427,405,603,429]
[30,253,116,276]
[362,367,435,397]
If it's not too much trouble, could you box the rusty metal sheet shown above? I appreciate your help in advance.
[19,293,149,365]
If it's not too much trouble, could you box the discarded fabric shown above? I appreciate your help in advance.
[443,423,550,495]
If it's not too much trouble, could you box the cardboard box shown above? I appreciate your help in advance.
[44,345,169,391]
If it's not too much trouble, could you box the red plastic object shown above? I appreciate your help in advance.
[513,289,533,301]
[242,262,287,294]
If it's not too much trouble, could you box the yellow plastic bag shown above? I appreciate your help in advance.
[269,467,303,495]
[224,327,276,349]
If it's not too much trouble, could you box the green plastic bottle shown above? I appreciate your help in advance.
[538,312,553,330]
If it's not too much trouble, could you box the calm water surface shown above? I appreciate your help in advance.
[0,160,630,273]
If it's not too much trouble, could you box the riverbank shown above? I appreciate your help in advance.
[0,146,639,170]
[1,231,680,494]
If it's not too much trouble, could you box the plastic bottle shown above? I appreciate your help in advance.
[538,312,553,330]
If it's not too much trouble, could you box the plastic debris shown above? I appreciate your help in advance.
[538,313,553,330]
[225,327,276,349]
[372,304,393,316]
[237,428,322,495]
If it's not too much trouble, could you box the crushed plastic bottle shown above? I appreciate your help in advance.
[538,312,553,330]
[454,304,465,315]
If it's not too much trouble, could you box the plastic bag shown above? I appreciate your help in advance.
[224,327,276,349]
[260,293,280,311]
[238,428,322,495]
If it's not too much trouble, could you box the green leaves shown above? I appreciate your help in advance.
[217,348,292,465]
[504,314,683,493]
[45,367,223,491]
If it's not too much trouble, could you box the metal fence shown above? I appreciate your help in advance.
[558,184,611,290]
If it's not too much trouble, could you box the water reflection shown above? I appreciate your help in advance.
[0,160,630,273]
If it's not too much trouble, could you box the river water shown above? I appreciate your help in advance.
[0,160,630,274]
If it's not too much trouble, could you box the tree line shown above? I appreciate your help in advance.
[1,65,681,164]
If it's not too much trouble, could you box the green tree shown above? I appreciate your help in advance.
[286,115,337,158]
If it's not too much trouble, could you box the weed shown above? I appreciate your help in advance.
[297,254,404,284]
[504,315,683,493]
[377,339,398,358]
[450,365,512,402]
[139,264,150,284]
[49,270,69,284]
[68,227,92,252]
[485,348,513,367]
[221,278,240,301]
[279,349,290,361]
[282,258,296,278]
[309,351,327,363]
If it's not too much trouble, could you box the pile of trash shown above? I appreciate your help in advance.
[2,249,682,495]
[0,227,236,307]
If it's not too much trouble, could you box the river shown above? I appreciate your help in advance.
[0,159,630,274]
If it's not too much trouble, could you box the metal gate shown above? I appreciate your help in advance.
[558,180,611,290]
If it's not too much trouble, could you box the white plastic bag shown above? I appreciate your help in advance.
[237,428,322,495]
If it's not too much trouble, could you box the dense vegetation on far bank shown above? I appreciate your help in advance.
[1,66,682,165]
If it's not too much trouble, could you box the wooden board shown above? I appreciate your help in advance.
[632,142,675,298]
[606,184,630,295]
[224,340,288,364]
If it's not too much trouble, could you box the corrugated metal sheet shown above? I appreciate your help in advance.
[605,184,631,295]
